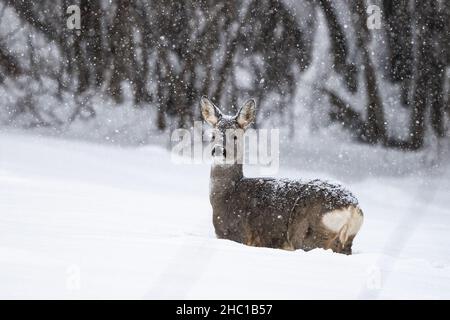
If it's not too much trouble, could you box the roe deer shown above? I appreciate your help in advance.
[201,96,363,254]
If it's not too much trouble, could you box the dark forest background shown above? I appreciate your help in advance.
[0,0,448,150]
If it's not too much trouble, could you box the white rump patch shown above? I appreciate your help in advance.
[321,206,363,244]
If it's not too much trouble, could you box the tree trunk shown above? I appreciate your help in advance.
[318,0,357,92]
[352,0,386,144]
[108,0,133,103]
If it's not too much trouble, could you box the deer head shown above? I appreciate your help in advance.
[201,96,256,164]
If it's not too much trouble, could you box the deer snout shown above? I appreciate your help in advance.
[212,145,226,158]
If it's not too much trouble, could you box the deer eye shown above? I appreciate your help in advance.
[211,134,215,141]
[233,135,238,141]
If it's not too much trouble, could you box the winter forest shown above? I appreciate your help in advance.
[0,0,450,299]
[0,0,448,148]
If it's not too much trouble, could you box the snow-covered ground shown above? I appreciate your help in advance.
[0,132,449,299]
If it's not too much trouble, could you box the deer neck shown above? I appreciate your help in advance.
[211,162,243,181]
[210,162,243,202]
[209,136,245,201]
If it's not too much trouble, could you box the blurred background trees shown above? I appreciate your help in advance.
[0,0,448,149]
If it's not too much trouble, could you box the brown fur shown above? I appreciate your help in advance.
[211,171,362,254]
[202,96,363,255]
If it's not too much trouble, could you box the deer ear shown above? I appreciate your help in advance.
[201,96,222,126]
[236,99,256,129]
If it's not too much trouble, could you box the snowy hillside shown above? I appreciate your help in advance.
[0,132,449,299]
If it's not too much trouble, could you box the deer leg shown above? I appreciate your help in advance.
[324,224,349,252]
[324,232,340,250]
[339,224,349,249]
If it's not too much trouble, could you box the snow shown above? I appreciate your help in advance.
[0,132,449,299]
